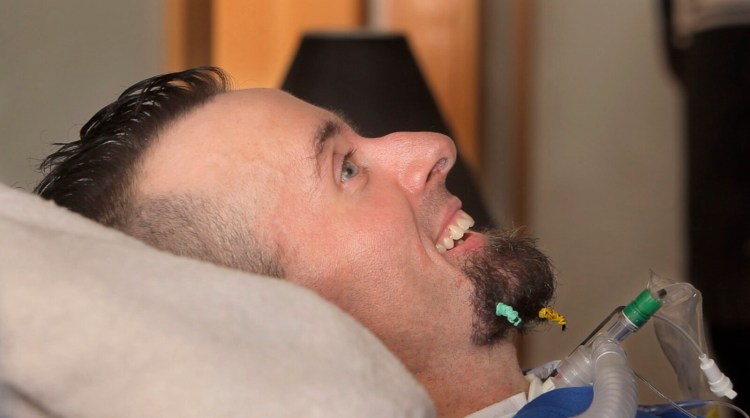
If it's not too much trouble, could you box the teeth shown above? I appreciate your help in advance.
[449,225,464,240]
[436,211,475,253]
[456,214,474,230]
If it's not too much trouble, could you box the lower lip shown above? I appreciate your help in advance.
[444,232,484,259]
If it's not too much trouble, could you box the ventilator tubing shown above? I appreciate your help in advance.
[553,337,638,418]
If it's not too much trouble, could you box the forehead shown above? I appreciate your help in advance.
[215,88,331,128]
[138,88,333,199]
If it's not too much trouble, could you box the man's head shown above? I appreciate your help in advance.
[35,67,282,276]
[36,67,555,391]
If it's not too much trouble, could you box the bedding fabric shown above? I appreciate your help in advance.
[0,183,435,418]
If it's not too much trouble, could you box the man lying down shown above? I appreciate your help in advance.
[33,67,689,418]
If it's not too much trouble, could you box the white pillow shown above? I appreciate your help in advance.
[0,183,435,418]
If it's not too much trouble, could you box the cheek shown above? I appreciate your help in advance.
[272,199,479,348]
[332,201,426,274]
[275,205,408,296]
[270,183,444,310]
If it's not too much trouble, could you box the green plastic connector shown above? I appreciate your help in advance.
[623,289,664,328]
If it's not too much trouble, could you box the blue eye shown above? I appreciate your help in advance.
[341,158,359,182]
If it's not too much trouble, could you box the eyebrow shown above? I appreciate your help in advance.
[311,118,343,176]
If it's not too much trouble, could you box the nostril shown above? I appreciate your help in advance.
[427,157,449,182]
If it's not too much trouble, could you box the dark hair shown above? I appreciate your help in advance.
[34,66,230,228]
[129,195,285,278]
[34,67,285,277]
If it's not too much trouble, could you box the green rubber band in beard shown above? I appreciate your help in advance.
[460,228,557,346]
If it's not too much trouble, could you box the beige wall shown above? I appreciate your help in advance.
[519,0,684,401]
[0,0,164,190]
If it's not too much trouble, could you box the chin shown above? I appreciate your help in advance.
[460,228,557,346]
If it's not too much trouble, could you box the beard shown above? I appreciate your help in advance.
[461,228,556,346]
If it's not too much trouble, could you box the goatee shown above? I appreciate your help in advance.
[461,228,556,346]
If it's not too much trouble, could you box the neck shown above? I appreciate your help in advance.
[414,338,529,418]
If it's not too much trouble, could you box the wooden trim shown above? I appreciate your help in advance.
[211,0,364,88]
[511,0,533,226]
[377,0,481,175]
[164,0,212,72]
[510,1,535,365]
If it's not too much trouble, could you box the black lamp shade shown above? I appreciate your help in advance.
[281,31,493,229]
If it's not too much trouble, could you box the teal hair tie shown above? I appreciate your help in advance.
[496,302,522,327]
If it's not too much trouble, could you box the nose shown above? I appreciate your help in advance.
[365,131,457,194]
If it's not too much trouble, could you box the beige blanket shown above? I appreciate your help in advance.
[0,184,435,418]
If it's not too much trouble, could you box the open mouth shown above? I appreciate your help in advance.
[436,210,475,253]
